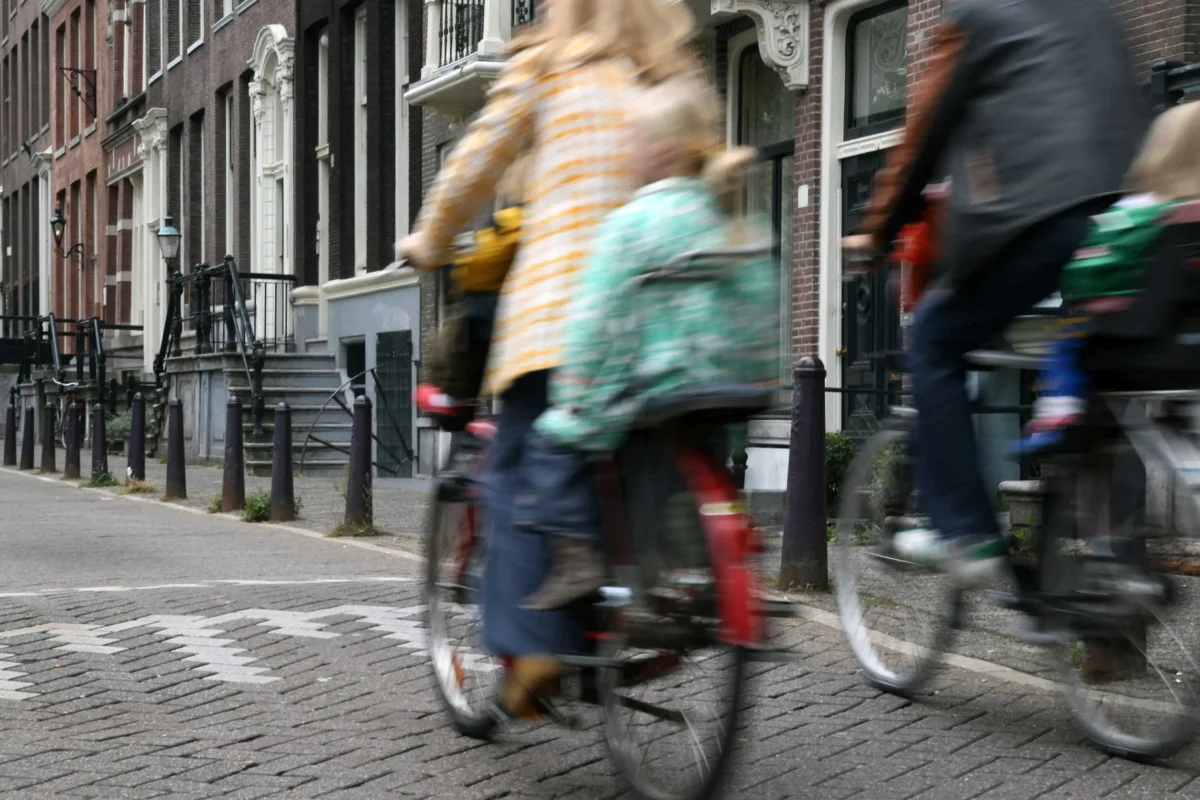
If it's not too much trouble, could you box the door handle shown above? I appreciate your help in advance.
[836,347,847,358]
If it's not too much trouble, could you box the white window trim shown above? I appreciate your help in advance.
[187,0,203,50]
[224,91,233,256]
[817,0,906,430]
[725,29,759,146]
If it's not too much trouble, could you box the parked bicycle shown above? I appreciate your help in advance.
[420,248,792,800]
[833,200,1200,761]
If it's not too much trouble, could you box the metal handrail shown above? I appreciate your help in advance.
[221,255,268,438]
[298,366,417,477]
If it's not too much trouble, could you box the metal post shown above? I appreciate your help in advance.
[128,392,145,482]
[63,403,80,479]
[780,356,828,591]
[3,406,15,466]
[270,403,295,522]
[164,399,186,499]
[344,395,373,529]
[40,402,57,474]
[91,404,108,479]
[170,272,184,358]
[75,325,85,384]
[223,269,238,353]
[19,407,34,470]
[222,397,246,512]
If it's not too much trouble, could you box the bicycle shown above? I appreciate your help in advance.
[833,199,1200,761]
[51,378,83,451]
[421,247,790,800]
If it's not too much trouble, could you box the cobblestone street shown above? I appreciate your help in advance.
[0,466,1199,799]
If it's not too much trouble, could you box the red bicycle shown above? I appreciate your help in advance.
[421,248,790,800]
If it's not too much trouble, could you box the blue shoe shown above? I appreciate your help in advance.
[1009,413,1085,457]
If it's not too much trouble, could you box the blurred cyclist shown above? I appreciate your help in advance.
[843,0,1147,587]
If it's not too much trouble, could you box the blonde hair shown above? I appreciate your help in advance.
[634,77,758,217]
[1128,101,1200,201]
[511,0,702,85]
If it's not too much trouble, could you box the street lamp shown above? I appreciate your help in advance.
[156,216,182,268]
[50,205,86,264]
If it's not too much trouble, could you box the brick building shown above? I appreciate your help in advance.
[45,0,106,337]
[0,0,53,338]
[409,0,1200,489]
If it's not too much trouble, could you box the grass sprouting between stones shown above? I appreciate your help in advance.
[243,489,271,523]
[121,478,158,495]
[207,494,223,514]
[329,520,382,538]
[85,472,120,488]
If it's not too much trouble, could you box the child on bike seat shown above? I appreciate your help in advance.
[517,76,779,611]
[417,157,528,417]
[1013,101,1200,456]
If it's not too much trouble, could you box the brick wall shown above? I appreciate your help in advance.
[1112,0,1199,72]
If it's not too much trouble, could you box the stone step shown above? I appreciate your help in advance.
[247,458,349,477]
[225,369,344,390]
[255,353,338,372]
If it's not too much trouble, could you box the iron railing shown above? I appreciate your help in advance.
[511,0,537,29]
[158,256,293,439]
[1148,60,1200,112]
[439,0,485,67]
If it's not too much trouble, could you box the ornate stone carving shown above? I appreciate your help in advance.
[711,0,810,90]
[249,80,265,123]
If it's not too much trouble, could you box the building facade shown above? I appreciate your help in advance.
[0,0,53,339]
[293,0,424,479]
[409,0,1200,491]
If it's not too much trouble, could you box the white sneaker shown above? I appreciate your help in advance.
[893,528,1004,589]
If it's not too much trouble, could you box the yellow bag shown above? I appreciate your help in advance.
[452,207,522,294]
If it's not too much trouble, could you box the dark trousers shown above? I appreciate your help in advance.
[908,209,1092,540]
[481,370,585,655]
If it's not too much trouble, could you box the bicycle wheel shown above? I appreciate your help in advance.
[833,418,957,695]
[425,476,499,740]
[1041,449,1200,761]
[601,639,745,800]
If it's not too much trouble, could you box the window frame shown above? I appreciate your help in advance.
[353,6,368,273]
[844,0,907,141]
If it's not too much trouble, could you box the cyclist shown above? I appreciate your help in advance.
[842,0,1147,587]
[519,75,777,611]
[398,0,704,720]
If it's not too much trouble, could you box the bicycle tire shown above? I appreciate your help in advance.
[833,420,957,696]
[1040,454,1200,762]
[424,481,499,741]
[602,641,746,800]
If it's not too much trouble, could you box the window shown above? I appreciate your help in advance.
[40,18,48,127]
[147,0,161,77]
[316,29,330,290]
[188,113,204,267]
[20,33,28,142]
[734,42,795,388]
[166,0,180,63]
[29,20,38,130]
[84,0,96,127]
[353,7,367,272]
[187,0,201,48]
[69,10,80,139]
[846,0,907,138]
[87,171,97,312]
[54,26,64,144]
[394,0,407,240]
[222,90,234,256]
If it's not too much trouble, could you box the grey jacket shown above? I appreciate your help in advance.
[862,0,1149,286]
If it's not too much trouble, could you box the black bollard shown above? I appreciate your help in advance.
[222,397,245,512]
[128,392,145,482]
[164,399,187,500]
[91,404,108,479]
[344,395,373,529]
[40,403,57,474]
[780,356,828,591]
[3,406,15,466]
[270,403,295,522]
[63,403,80,480]
[19,407,34,470]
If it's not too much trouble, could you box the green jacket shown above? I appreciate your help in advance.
[535,178,779,452]
[1062,195,1180,301]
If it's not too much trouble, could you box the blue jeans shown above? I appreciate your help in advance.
[908,209,1092,541]
[514,432,602,543]
[481,371,585,656]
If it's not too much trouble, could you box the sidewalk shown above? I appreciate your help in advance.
[13,443,432,553]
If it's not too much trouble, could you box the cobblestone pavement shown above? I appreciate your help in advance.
[2,469,1200,798]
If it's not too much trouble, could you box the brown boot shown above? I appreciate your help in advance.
[522,535,606,611]
[500,655,563,719]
